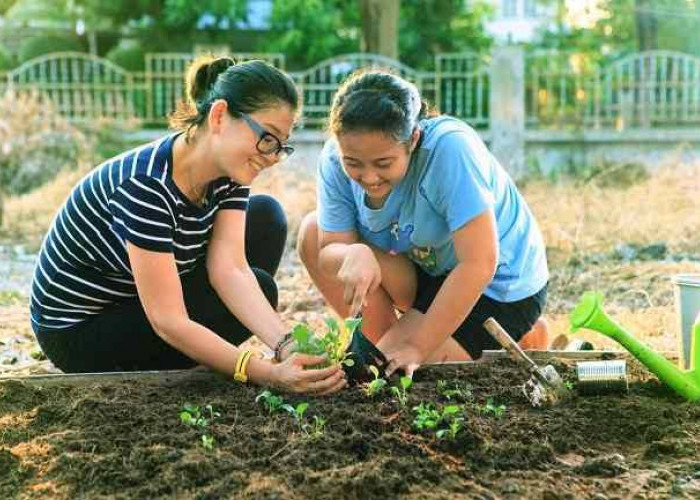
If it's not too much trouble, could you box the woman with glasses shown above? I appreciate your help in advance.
[30,56,346,395]
[298,71,549,378]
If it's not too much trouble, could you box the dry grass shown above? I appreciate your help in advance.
[3,159,700,372]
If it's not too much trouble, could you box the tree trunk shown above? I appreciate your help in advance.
[359,0,400,59]
[634,0,658,51]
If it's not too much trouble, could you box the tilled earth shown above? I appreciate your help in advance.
[2,359,700,500]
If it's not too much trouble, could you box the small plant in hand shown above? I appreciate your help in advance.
[390,376,413,406]
[179,403,220,451]
[290,317,360,367]
[363,365,388,397]
[255,390,286,414]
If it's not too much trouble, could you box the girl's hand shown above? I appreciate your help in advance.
[272,353,347,395]
[383,343,424,379]
[337,243,382,316]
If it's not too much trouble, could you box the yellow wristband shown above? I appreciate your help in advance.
[234,350,253,383]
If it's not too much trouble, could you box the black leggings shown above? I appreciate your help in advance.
[36,194,287,373]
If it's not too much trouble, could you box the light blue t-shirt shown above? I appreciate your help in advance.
[317,116,548,303]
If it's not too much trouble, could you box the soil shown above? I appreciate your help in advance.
[3,359,700,500]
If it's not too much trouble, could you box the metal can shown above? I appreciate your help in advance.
[576,360,628,395]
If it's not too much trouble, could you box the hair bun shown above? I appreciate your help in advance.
[188,56,235,105]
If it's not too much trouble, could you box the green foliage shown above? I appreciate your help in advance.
[399,0,493,69]
[0,290,24,306]
[476,398,506,419]
[363,365,388,397]
[390,376,413,406]
[255,389,286,414]
[179,403,220,451]
[290,317,358,367]
[262,0,360,69]
[18,36,84,63]
[436,380,474,402]
[282,402,309,427]
[105,40,145,71]
[0,45,14,71]
[412,402,464,440]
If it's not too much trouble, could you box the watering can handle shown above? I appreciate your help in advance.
[483,318,538,372]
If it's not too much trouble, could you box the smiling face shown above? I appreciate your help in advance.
[208,100,296,185]
[336,130,417,207]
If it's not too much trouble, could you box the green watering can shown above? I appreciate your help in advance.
[570,291,700,401]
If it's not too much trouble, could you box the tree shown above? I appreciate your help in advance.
[359,0,400,59]
[263,0,360,69]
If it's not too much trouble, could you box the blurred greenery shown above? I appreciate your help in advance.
[105,39,146,71]
[18,35,84,62]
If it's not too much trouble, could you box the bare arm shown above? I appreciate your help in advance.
[206,209,287,349]
[380,210,498,374]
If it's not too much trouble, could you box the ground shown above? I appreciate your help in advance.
[2,160,700,499]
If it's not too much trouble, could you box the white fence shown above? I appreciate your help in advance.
[2,49,700,131]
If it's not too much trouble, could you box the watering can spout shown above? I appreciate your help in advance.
[570,292,700,402]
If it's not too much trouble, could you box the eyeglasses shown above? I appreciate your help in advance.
[240,113,295,160]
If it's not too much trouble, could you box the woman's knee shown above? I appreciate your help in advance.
[297,211,319,266]
[248,194,288,235]
[252,267,279,310]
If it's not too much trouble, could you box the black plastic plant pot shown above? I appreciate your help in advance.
[343,328,389,386]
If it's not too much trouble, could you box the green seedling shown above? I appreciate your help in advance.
[436,417,464,440]
[255,390,286,414]
[290,318,359,368]
[565,381,575,391]
[305,415,326,438]
[390,376,413,406]
[201,434,214,451]
[413,403,465,440]
[179,404,220,428]
[282,402,309,427]
[477,398,506,419]
[179,404,220,451]
[436,379,474,402]
[363,365,388,397]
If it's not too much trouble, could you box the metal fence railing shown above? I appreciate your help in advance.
[3,49,700,132]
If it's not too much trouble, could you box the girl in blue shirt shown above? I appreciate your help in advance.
[298,71,549,377]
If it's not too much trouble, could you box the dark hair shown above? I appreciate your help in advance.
[328,70,435,141]
[169,55,299,135]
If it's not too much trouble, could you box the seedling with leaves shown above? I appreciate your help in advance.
[290,317,359,368]
[255,390,286,414]
[282,402,309,428]
[306,415,326,438]
[436,379,474,402]
[390,376,413,406]
[477,398,506,419]
[363,365,388,397]
[413,403,465,440]
[179,403,220,451]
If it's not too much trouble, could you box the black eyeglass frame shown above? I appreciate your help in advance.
[240,113,295,159]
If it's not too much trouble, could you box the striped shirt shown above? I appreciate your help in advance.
[30,133,250,333]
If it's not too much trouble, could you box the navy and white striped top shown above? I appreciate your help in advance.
[30,133,250,333]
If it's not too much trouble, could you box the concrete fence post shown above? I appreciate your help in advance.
[489,46,526,179]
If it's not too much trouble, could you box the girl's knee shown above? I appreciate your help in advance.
[296,211,319,265]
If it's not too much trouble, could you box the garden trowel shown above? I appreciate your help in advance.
[342,315,389,386]
[483,318,570,407]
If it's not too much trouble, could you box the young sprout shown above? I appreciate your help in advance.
[436,380,473,402]
[412,403,442,431]
[306,415,326,438]
[179,403,220,450]
[282,402,309,428]
[413,402,465,440]
[290,318,359,367]
[255,390,286,414]
[390,376,413,406]
[436,417,464,440]
[478,398,506,419]
[201,434,214,451]
[363,365,388,397]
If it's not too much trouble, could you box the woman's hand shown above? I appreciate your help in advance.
[337,243,382,316]
[271,353,347,395]
[383,342,424,379]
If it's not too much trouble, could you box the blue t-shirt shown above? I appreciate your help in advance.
[317,115,548,303]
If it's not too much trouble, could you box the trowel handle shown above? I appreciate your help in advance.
[483,318,538,371]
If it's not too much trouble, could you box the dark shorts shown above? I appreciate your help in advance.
[411,265,547,360]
